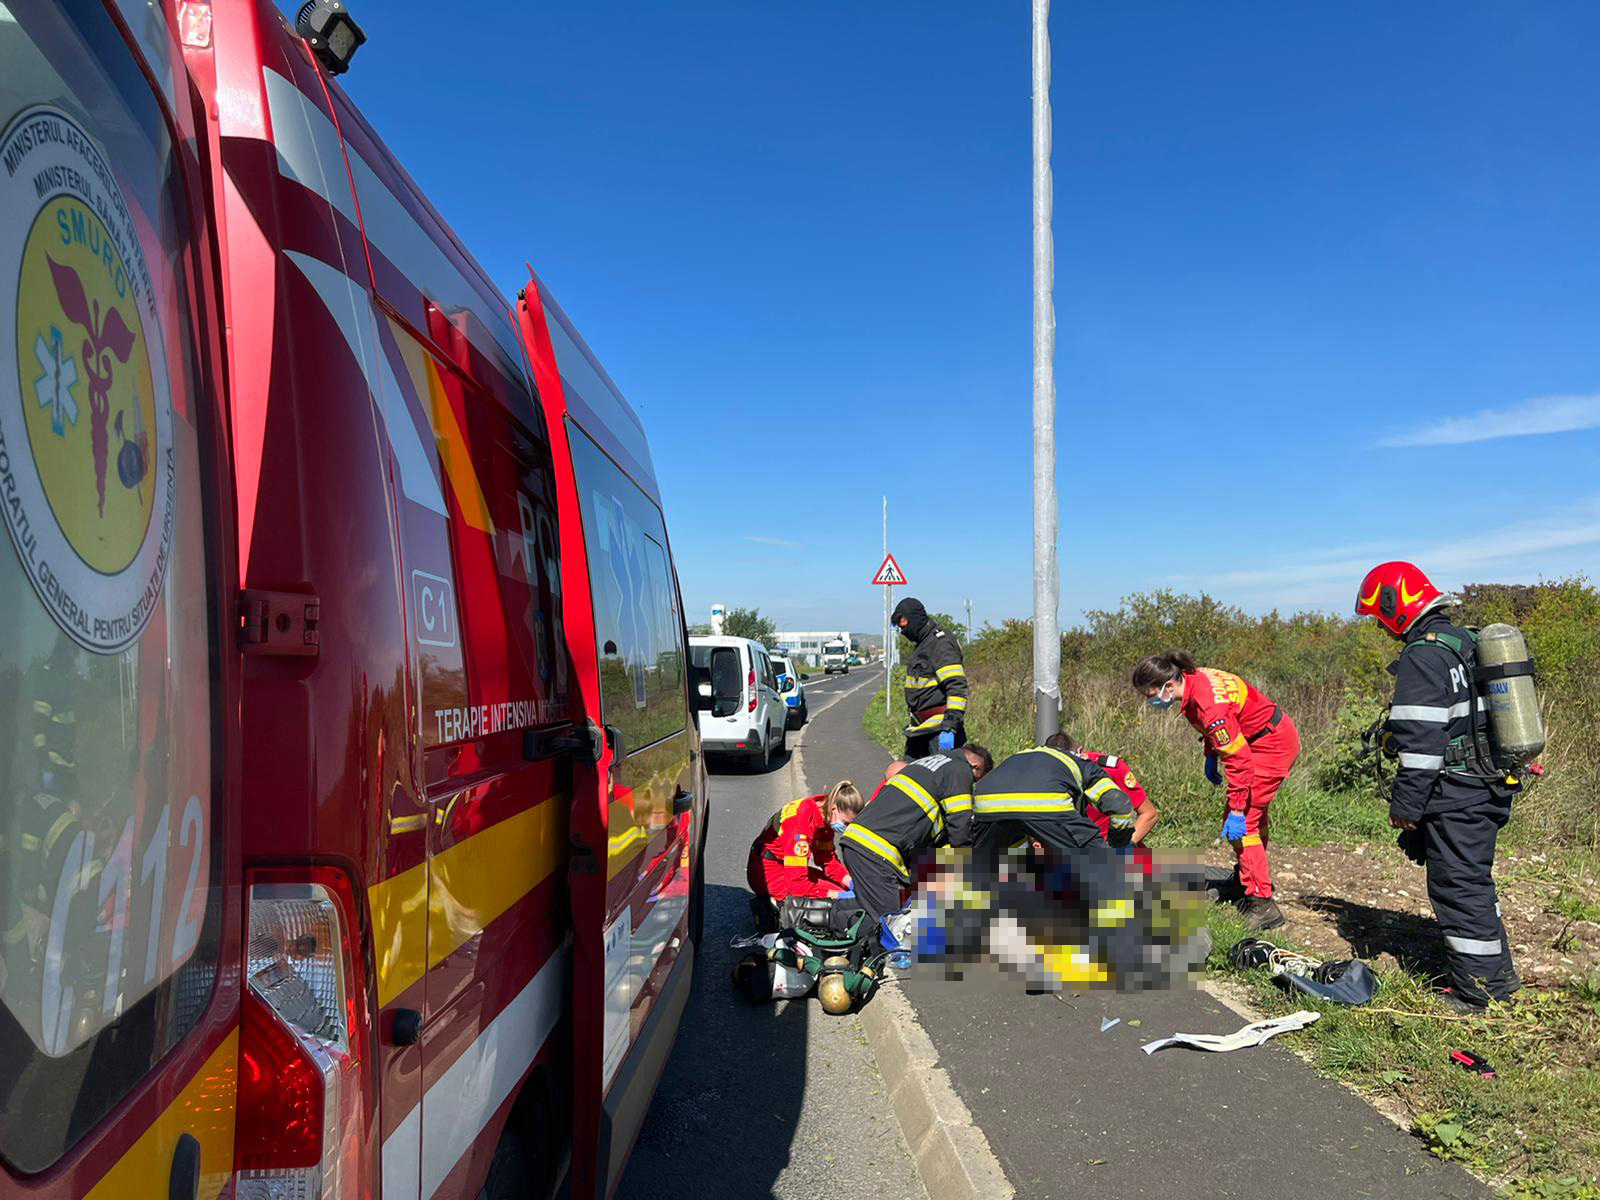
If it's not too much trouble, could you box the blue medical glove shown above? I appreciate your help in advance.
[1221,810,1247,842]
[1205,756,1224,787]
[937,730,956,752]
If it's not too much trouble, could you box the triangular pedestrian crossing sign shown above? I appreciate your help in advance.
[872,554,907,586]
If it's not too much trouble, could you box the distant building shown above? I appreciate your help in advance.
[774,630,852,666]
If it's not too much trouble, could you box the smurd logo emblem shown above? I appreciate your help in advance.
[1,105,174,653]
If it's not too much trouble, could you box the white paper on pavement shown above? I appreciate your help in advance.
[1139,1010,1321,1055]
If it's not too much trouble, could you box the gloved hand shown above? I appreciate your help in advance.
[1204,756,1224,787]
[1221,810,1247,842]
[937,730,956,752]
[1395,828,1426,866]
[835,890,856,900]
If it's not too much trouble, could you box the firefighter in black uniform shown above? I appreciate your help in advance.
[970,745,1161,987]
[893,597,969,758]
[839,745,993,927]
[1356,561,1521,1013]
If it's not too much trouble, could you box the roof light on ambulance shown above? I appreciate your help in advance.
[296,0,366,74]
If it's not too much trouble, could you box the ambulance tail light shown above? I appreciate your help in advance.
[235,872,368,1199]
[748,667,757,713]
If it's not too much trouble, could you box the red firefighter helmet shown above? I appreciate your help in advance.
[1355,561,1442,636]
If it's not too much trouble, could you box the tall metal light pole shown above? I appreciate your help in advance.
[1032,0,1060,744]
[883,495,892,717]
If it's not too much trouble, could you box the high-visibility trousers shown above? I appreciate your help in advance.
[1228,716,1300,899]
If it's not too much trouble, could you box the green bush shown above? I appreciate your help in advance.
[1314,686,1390,795]
[870,580,1600,849]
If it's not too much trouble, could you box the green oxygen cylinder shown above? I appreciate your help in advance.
[1476,624,1545,762]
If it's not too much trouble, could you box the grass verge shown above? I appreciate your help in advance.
[1203,907,1600,1198]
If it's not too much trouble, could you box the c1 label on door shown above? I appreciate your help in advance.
[411,568,457,648]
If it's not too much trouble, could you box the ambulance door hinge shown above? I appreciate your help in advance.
[239,589,322,656]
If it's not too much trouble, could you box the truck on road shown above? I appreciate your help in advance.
[822,638,851,673]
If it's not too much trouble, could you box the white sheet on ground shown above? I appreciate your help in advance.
[1139,1010,1320,1055]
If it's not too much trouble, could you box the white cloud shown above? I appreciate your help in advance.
[1381,392,1600,448]
[1187,496,1600,611]
[739,535,802,548]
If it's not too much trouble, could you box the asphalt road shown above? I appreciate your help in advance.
[615,667,925,1200]
[795,677,1493,1200]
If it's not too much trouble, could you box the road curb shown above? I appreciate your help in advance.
[859,983,1015,1200]
[793,673,1011,1200]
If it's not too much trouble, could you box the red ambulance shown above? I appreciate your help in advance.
[0,2,705,1197]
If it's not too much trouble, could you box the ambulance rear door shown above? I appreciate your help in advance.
[515,272,698,1199]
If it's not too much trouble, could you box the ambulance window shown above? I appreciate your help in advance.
[568,426,687,751]
[0,1,222,1173]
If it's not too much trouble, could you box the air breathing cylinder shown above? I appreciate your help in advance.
[1476,623,1545,763]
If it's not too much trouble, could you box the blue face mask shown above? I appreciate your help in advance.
[830,820,847,833]
[1146,684,1178,710]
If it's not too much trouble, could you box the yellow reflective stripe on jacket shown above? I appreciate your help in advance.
[934,664,966,682]
[1108,811,1137,829]
[905,675,939,688]
[973,791,1077,815]
[888,774,944,835]
[943,791,973,815]
[1085,777,1118,802]
[1030,745,1086,788]
[841,823,909,879]
[782,855,808,868]
[946,695,967,712]
[42,811,77,858]
[906,711,946,732]
[1217,733,1248,757]
[1240,834,1263,848]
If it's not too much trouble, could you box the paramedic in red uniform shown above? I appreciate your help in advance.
[1132,652,1300,930]
[747,782,865,908]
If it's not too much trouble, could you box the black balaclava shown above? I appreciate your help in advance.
[892,597,930,642]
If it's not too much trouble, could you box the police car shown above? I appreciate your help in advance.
[771,653,810,728]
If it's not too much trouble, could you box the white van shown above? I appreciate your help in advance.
[689,636,789,769]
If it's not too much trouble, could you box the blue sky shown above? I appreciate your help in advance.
[335,1,1600,634]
